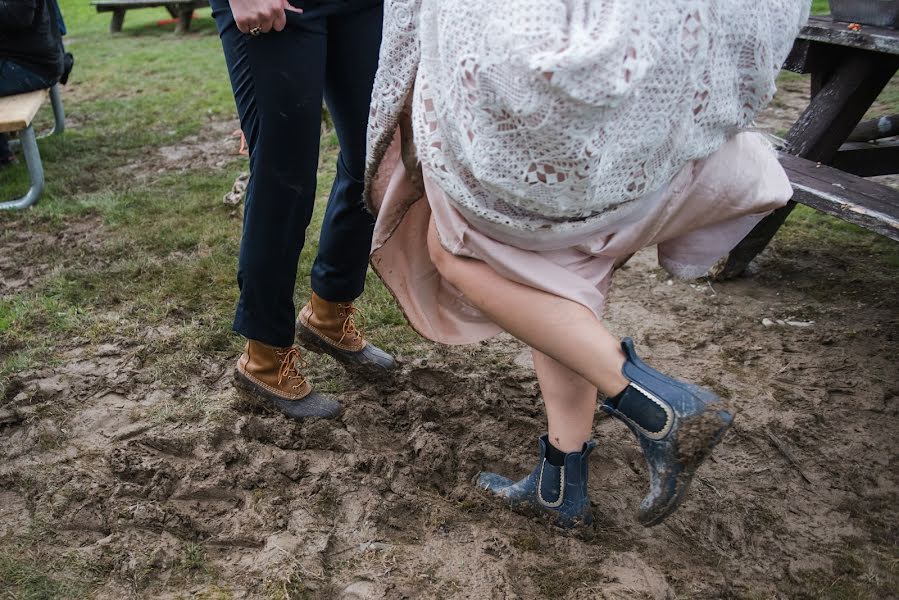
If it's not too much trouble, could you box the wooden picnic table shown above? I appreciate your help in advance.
[92,0,208,33]
[718,15,899,278]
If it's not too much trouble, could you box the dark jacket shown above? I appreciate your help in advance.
[0,0,64,82]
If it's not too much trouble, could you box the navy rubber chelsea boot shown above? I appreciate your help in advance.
[602,338,734,527]
[477,435,596,529]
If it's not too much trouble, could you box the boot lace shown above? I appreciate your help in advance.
[276,346,308,390]
[339,303,366,345]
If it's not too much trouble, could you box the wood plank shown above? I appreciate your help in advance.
[832,141,899,177]
[0,90,48,133]
[778,153,899,242]
[91,0,209,6]
[799,15,899,56]
[791,184,899,241]
[93,0,205,8]
[847,114,899,141]
[780,153,899,213]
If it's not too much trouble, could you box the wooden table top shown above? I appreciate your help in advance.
[800,15,899,55]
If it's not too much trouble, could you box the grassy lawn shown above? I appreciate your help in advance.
[0,1,897,596]
[0,0,415,399]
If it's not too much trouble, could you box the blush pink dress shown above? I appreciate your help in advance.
[362,0,804,346]
[365,126,792,345]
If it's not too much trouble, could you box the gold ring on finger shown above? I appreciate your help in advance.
[249,26,262,36]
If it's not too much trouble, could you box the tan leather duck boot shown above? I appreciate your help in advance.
[234,340,340,419]
[296,292,396,375]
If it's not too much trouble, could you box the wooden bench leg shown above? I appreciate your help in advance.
[716,52,899,280]
[175,9,193,34]
[714,202,797,279]
[110,8,126,33]
[0,126,44,211]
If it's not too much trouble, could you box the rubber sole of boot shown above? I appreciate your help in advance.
[639,405,734,527]
[474,474,594,530]
[232,370,341,420]
[295,320,396,379]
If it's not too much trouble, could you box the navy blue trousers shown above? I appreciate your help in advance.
[211,0,382,347]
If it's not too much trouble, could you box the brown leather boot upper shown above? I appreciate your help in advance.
[236,340,313,401]
[298,292,367,352]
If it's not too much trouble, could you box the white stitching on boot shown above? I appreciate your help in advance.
[537,459,565,508]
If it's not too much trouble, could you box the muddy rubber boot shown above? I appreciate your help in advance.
[602,338,733,527]
[476,435,596,529]
[296,292,396,376]
[234,340,341,420]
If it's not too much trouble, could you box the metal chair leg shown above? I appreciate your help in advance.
[0,126,44,210]
[48,84,65,137]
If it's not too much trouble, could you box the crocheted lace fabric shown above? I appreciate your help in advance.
[366,0,809,235]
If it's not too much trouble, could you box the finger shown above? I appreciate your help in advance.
[284,4,303,12]
[273,8,287,31]
[234,15,252,33]
[256,10,274,33]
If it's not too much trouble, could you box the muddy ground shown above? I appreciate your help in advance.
[1,85,898,598]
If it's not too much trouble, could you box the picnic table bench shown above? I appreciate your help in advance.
[0,86,66,211]
[718,15,899,278]
[92,0,208,33]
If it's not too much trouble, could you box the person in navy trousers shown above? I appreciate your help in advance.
[211,0,395,420]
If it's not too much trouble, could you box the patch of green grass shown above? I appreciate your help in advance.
[0,0,231,202]
[178,543,212,574]
[0,552,80,600]
[779,206,899,270]
[150,387,229,423]
[0,518,104,600]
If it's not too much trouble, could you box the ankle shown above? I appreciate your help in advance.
[545,435,590,461]
[545,438,567,466]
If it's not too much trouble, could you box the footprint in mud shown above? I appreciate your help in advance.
[409,422,457,490]
[108,443,181,500]
[408,366,459,395]
[234,413,356,452]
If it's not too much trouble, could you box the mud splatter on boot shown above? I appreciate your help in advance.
[477,435,596,529]
[603,338,733,527]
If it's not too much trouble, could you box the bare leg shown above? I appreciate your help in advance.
[534,350,597,452]
[433,219,735,527]
[427,217,628,397]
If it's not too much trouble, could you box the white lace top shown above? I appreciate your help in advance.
[366,0,809,236]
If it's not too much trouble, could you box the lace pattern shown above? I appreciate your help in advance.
[366,0,809,235]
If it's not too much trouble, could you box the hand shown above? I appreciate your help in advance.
[228,0,302,34]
